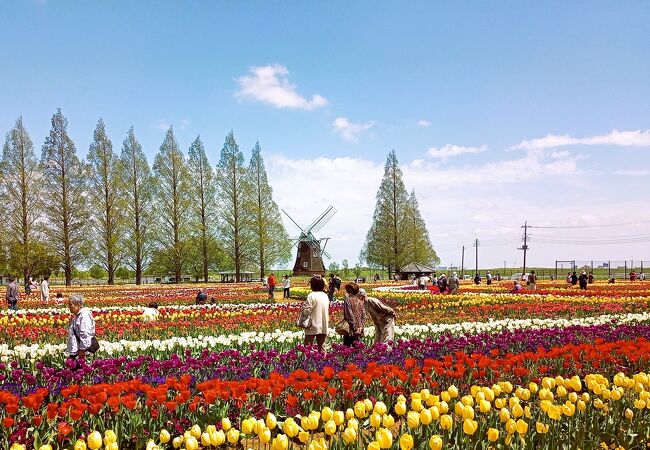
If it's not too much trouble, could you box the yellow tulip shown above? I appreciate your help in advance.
[342,427,357,444]
[634,399,646,409]
[322,407,334,422]
[74,440,87,450]
[463,419,478,435]
[333,411,345,425]
[438,401,449,414]
[222,417,232,431]
[395,402,407,416]
[487,428,499,442]
[87,431,103,450]
[227,429,240,444]
[406,411,420,428]
[354,401,367,418]
[462,405,475,420]
[399,434,414,450]
[556,385,567,397]
[440,391,451,403]
[499,407,510,423]
[9,444,25,450]
[266,413,277,430]
[461,395,474,406]
[562,402,576,417]
[420,408,433,425]
[577,400,586,411]
[512,404,524,418]
[370,412,382,428]
[309,412,321,430]
[535,422,549,434]
[570,376,582,391]
[324,419,337,436]
[367,441,381,450]
[440,414,453,430]
[201,432,211,447]
[479,399,491,413]
[298,431,310,444]
[625,408,634,420]
[505,419,517,434]
[39,446,53,450]
[283,418,299,437]
[348,418,359,430]
[171,437,183,449]
[190,425,201,439]
[375,428,393,449]
[548,405,562,420]
[106,444,118,450]
[516,419,528,434]
[185,436,198,450]
[345,408,355,420]
[212,430,225,446]
[159,430,171,444]
[448,385,459,398]
[309,437,327,450]
[429,435,443,450]
[242,418,254,434]
[382,414,395,428]
[373,402,387,416]
[528,382,538,394]
[104,431,117,444]
[259,427,272,444]
[272,434,289,450]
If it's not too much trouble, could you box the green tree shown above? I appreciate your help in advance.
[152,127,192,283]
[40,109,89,286]
[360,150,410,278]
[246,142,291,280]
[120,126,155,285]
[341,259,350,279]
[188,136,219,282]
[88,264,107,280]
[87,119,123,284]
[115,267,131,280]
[216,131,254,281]
[1,117,44,283]
[405,189,439,266]
[328,261,340,272]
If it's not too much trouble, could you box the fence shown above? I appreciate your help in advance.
[554,260,650,280]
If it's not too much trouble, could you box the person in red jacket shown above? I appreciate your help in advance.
[267,273,276,299]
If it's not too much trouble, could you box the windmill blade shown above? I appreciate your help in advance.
[320,237,330,253]
[306,205,337,235]
[322,249,332,260]
[282,208,306,233]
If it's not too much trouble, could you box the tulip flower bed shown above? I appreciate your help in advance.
[1,281,650,449]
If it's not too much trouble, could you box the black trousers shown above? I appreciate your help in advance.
[283,287,290,298]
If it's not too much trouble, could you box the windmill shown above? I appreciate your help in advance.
[282,205,337,276]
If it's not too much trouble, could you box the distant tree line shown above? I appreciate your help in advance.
[0,110,291,285]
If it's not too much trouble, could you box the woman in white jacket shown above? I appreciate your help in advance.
[302,276,329,351]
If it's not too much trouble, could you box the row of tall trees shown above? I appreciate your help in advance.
[0,110,291,285]
[361,150,438,278]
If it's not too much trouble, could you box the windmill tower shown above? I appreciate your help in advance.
[282,205,336,276]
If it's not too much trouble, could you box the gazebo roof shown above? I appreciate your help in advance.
[399,263,435,273]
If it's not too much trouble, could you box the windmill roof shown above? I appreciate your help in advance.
[400,263,435,273]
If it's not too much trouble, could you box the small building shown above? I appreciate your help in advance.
[398,263,435,281]
[219,271,254,283]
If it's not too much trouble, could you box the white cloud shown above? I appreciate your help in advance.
[332,117,374,142]
[511,129,650,150]
[427,144,487,160]
[471,214,493,223]
[235,64,327,110]
[613,169,650,176]
[417,120,432,128]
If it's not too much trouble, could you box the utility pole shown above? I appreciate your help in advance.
[461,245,465,278]
[519,220,530,274]
[473,239,479,274]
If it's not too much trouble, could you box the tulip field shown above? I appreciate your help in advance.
[2,280,650,449]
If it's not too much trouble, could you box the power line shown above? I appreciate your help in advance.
[530,219,650,229]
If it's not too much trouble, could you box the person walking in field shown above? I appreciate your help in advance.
[527,270,537,290]
[282,275,291,299]
[66,294,98,366]
[474,273,481,285]
[6,276,19,311]
[359,288,395,344]
[300,276,329,352]
[448,272,460,294]
[267,273,276,300]
[571,271,578,286]
[343,282,366,347]
[40,276,50,304]
[578,271,588,290]
[486,271,493,285]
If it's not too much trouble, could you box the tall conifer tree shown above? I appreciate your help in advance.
[246,142,291,280]
[40,109,88,286]
[120,126,154,284]
[405,189,439,266]
[188,135,219,282]
[216,131,253,281]
[152,127,192,283]
[361,150,410,278]
[87,119,123,284]
[1,117,43,283]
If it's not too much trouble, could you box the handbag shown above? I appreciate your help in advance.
[72,323,100,353]
[296,307,312,329]
[335,319,350,336]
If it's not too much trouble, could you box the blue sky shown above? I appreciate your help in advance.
[1,1,650,269]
